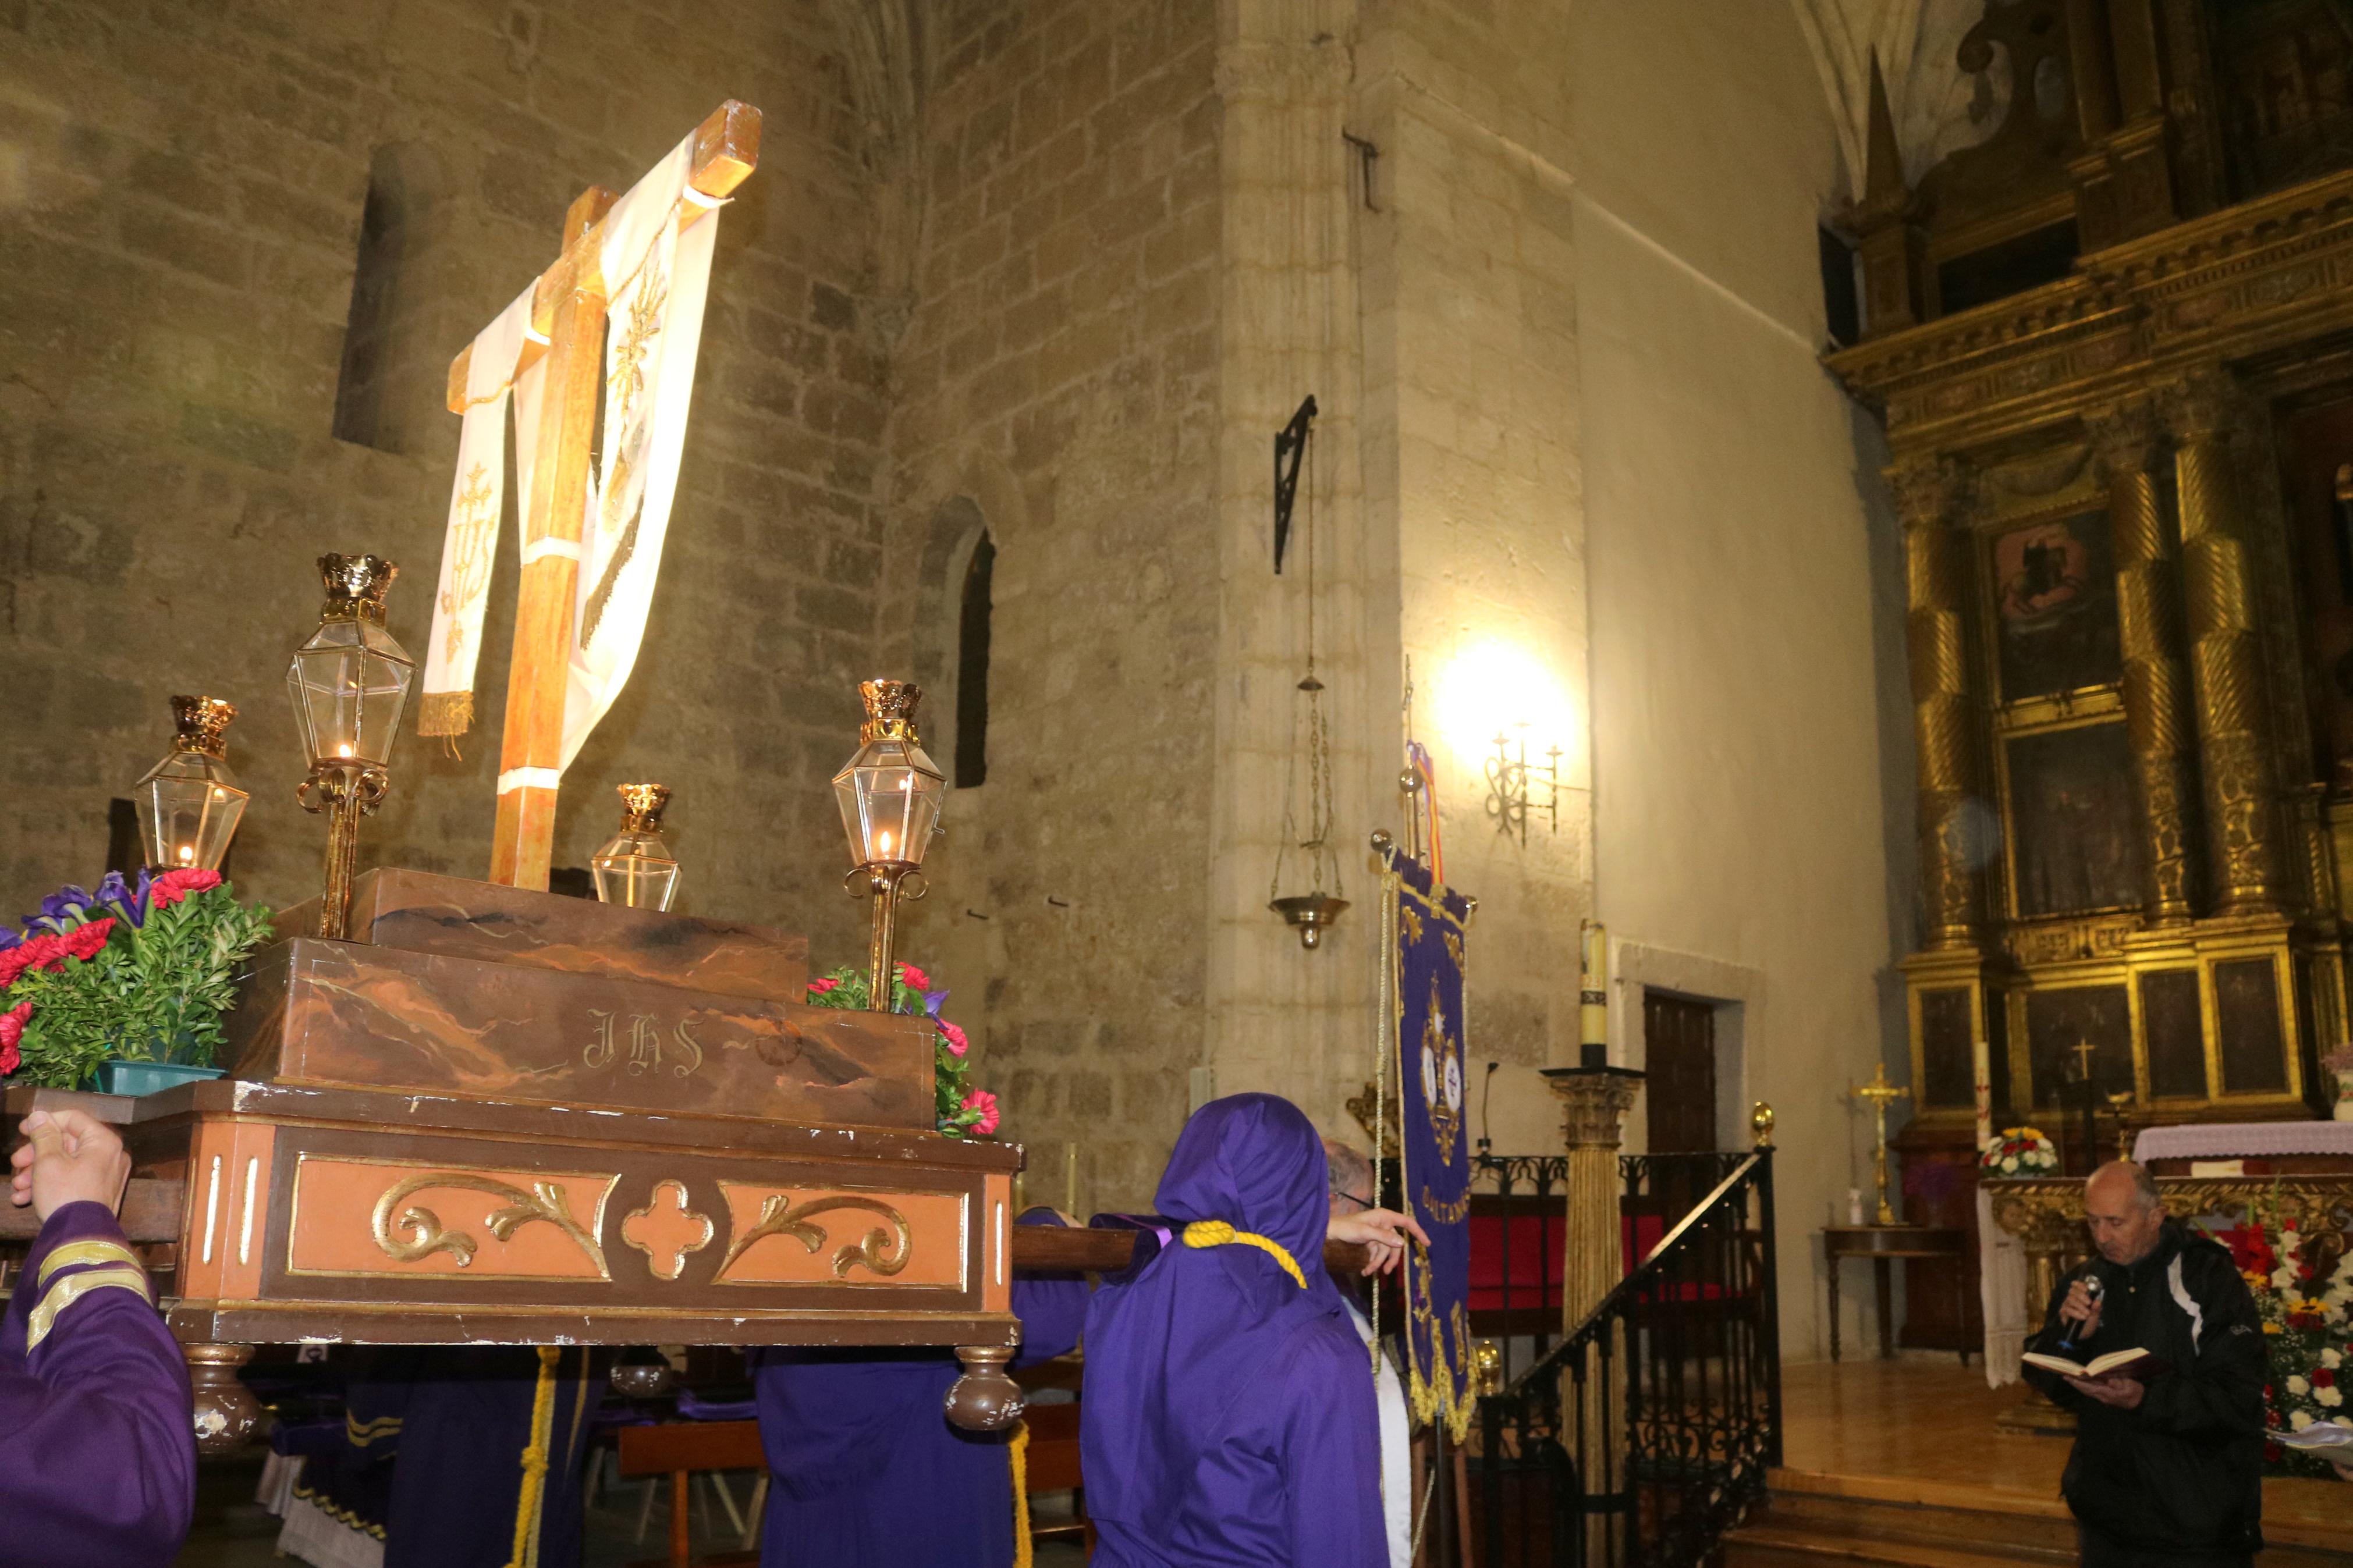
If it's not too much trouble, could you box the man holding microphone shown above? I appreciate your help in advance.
[2022,1161,2266,1568]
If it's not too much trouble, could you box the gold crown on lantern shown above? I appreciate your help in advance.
[858,680,925,744]
[617,783,671,831]
[318,553,399,621]
[169,695,237,758]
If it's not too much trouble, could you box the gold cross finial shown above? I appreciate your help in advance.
[1852,1060,1908,1111]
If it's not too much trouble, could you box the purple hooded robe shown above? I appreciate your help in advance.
[751,1207,1090,1567]
[0,1199,196,1567]
[1082,1094,1385,1567]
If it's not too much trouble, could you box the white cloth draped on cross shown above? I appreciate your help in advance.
[416,123,721,771]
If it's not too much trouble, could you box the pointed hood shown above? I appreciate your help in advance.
[1081,1093,1350,1530]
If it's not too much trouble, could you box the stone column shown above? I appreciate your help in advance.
[1893,456,1987,949]
[1545,1065,1642,1562]
[2090,401,2199,923]
[1549,1066,1644,1328]
[2165,375,2287,913]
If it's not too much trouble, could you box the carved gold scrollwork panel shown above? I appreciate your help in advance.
[712,1183,967,1288]
[285,1155,617,1281]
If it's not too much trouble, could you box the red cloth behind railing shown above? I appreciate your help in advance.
[1468,1210,1564,1314]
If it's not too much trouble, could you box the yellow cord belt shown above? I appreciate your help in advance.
[505,1347,562,1568]
[1181,1219,1307,1289]
[1010,1419,1033,1568]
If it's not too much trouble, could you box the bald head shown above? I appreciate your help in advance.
[1323,1137,1375,1214]
[2085,1160,2166,1265]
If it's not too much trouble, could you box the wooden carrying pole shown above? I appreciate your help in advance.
[448,101,760,890]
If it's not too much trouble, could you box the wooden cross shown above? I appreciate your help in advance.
[2068,1036,2099,1085]
[444,101,760,890]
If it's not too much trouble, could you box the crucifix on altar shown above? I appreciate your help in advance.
[1851,1062,1908,1225]
[418,100,761,889]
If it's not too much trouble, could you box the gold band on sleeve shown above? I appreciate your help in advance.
[36,1239,144,1289]
[26,1265,155,1353]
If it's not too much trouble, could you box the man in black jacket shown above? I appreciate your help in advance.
[2023,1161,2266,1568]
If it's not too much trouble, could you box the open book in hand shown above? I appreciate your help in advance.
[2021,1347,2169,1381]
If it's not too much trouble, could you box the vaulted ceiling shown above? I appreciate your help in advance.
[1791,0,2013,200]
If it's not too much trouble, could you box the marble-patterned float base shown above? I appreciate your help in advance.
[225,937,930,1127]
[271,869,807,1002]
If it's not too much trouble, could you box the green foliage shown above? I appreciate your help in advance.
[10,886,274,1089]
[803,960,995,1137]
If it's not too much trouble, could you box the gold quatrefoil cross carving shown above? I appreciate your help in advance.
[620,1179,715,1282]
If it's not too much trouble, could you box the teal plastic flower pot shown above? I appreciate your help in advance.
[95,1061,226,1097]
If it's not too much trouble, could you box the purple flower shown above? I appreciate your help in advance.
[923,988,949,1019]
[0,927,18,952]
[27,885,97,934]
[94,869,148,929]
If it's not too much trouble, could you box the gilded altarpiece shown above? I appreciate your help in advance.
[1831,0,2353,1360]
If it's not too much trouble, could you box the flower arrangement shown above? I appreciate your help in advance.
[0,870,275,1090]
[803,959,999,1139]
[2205,1201,2353,1477]
[2322,1043,2353,1121]
[1978,1126,2059,1177]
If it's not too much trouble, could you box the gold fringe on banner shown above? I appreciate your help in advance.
[416,690,474,738]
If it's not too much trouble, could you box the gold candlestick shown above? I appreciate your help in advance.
[1852,1062,1910,1226]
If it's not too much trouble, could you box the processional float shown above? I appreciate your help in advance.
[0,101,1035,1448]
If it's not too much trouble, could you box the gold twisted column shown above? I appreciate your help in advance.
[2091,403,2199,923]
[2166,376,2286,913]
[1545,1065,1642,1562]
[1894,457,1986,948]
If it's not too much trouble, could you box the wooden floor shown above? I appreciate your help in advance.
[1767,1359,2352,1560]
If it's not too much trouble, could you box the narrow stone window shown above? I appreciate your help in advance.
[332,148,410,449]
[956,532,995,788]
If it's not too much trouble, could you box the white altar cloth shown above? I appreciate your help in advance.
[2131,1119,2353,1162]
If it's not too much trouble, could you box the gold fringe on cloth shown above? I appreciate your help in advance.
[416,689,474,738]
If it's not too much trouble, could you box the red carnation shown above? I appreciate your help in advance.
[960,1087,999,1137]
[897,962,930,991]
[149,867,222,909]
[2267,1441,2285,1463]
[0,933,68,990]
[808,977,839,996]
[939,1020,969,1058]
[59,918,114,962]
[2317,1367,2337,1389]
[0,1000,27,1075]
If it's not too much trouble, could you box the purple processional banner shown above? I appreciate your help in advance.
[1379,840,1475,1442]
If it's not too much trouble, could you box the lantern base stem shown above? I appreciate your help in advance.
[300,764,388,941]
[857,863,922,1009]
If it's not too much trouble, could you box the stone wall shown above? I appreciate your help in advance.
[2,0,1910,1302]
[1571,0,1915,1360]
[878,0,1224,1208]
[0,0,890,969]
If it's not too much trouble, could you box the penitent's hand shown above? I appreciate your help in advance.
[8,1109,133,1224]
[1328,1206,1433,1277]
[2064,1374,2145,1410]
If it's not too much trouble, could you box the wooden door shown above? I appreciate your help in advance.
[1644,991,1718,1154]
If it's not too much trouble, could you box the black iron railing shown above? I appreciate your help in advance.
[1470,1154,1572,1380]
[1467,1149,1780,1567]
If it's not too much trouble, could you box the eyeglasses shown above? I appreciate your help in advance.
[1330,1190,1373,1212]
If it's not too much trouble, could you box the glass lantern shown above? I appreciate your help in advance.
[832,681,945,870]
[286,554,415,770]
[592,784,680,911]
[133,695,249,872]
